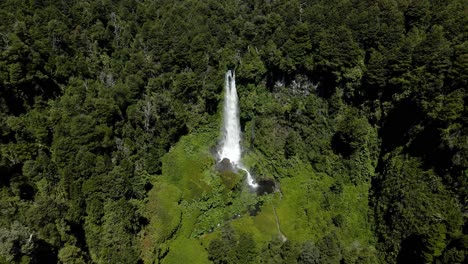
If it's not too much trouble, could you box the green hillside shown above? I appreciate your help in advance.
[0,0,466,263]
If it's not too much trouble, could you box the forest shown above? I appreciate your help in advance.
[0,0,466,263]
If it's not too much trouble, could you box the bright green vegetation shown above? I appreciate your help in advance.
[138,124,378,263]
[0,0,466,263]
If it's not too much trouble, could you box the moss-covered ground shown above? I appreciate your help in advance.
[141,129,377,263]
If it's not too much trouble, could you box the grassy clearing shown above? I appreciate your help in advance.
[161,132,218,200]
[142,129,377,263]
[162,237,210,264]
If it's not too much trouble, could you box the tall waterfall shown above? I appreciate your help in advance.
[219,70,258,188]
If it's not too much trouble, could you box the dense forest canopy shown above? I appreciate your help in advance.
[0,0,466,263]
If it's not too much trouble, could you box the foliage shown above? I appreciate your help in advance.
[0,0,465,263]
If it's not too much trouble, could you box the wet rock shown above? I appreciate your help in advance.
[216,158,235,172]
[255,179,276,195]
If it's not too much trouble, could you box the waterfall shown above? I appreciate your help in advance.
[219,70,241,165]
[219,70,258,188]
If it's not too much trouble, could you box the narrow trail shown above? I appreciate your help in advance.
[273,207,287,242]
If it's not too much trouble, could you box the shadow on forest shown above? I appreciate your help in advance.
[396,235,425,264]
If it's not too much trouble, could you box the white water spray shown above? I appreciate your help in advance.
[218,70,258,188]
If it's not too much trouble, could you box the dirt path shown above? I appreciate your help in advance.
[273,207,287,242]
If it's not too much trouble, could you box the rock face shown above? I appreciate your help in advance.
[215,158,277,194]
[216,158,242,190]
[215,158,236,172]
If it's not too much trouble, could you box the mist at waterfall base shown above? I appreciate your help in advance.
[217,70,259,189]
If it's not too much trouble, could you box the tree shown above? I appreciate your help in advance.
[235,232,257,263]
[58,244,86,264]
[238,48,267,84]
[332,110,371,158]
[317,233,342,264]
[0,222,35,262]
[374,153,464,263]
[298,241,320,264]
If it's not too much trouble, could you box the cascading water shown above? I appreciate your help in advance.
[218,70,258,188]
[218,70,241,165]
